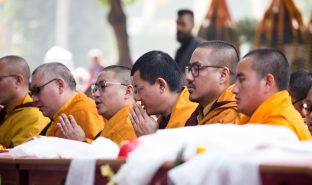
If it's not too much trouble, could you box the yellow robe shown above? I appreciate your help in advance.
[46,92,104,143]
[0,94,50,148]
[247,90,311,140]
[198,85,248,125]
[100,105,137,145]
[157,88,198,128]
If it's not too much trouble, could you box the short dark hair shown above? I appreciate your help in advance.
[289,70,312,101]
[131,50,183,93]
[0,55,30,85]
[243,48,290,90]
[197,40,239,83]
[178,9,194,21]
[32,62,76,91]
[103,65,131,85]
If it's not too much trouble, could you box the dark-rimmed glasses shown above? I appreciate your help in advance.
[292,97,306,105]
[303,102,312,113]
[91,80,128,94]
[185,63,224,77]
[30,79,58,96]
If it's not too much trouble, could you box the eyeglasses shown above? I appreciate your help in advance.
[30,79,58,96]
[303,103,312,113]
[91,80,127,94]
[292,97,306,105]
[0,75,16,80]
[185,63,224,77]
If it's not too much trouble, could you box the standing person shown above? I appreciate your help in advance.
[0,55,49,148]
[175,9,203,73]
[30,62,104,143]
[233,48,311,140]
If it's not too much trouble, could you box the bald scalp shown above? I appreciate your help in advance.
[0,55,30,86]
[197,41,239,83]
[102,65,131,84]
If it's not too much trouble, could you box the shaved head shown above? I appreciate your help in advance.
[102,65,131,85]
[32,62,76,90]
[196,41,239,83]
[244,48,290,90]
[0,55,30,86]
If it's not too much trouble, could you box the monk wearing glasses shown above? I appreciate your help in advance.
[30,62,104,143]
[184,41,248,126]
[57,65,137,145]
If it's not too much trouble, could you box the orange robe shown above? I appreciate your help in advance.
[100,105,137,145]
[157,88,198,128]
[0,94,50,148]
[46,92,104,143]
[185,85,248,126]
[247,90,311,140]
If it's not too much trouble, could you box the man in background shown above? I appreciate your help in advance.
[175,9,203,73]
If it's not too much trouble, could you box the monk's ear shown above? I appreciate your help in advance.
[14,74,24,85]
[55,78,65,93]
[219,67,230,84]
[156,78,167,94]
[263,73,275,92]
[124,84,134,98]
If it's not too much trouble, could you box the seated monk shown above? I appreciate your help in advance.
[57,65,137,145]
[0,55,49,148]
[129,50,198,136]
[30,62,104,143]
[184,41,248,126]
[288,70,312,119]
[303,87,312,135]
[232,48,311,140]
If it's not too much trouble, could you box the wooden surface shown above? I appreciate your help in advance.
[1,157,312,185]
[0,157,125,185]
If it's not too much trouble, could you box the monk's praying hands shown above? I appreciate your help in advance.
[57,113,86,142]
[129,103,158,137]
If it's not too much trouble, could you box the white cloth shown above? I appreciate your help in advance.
[169,141,312,185]
[5,136,119,158]
[65,158,96,185]
[2,137,120,185]
[114,124,299,185]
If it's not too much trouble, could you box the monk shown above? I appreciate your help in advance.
[57,65,137,145]
[0,55,49,148]
[288,70,312,118]
[30,62,104,143]
[184,41,248,126]
[232,48,311,140]
[303,87,312,135]
[129,50,198,136]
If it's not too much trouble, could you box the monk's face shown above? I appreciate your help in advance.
[186,47,224,107]
[132,70,163,115]
[93,71,128,119]
[30,71,60,118]
[0,62,18,107]
[232,57,266,116]
[304,88,312,134]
